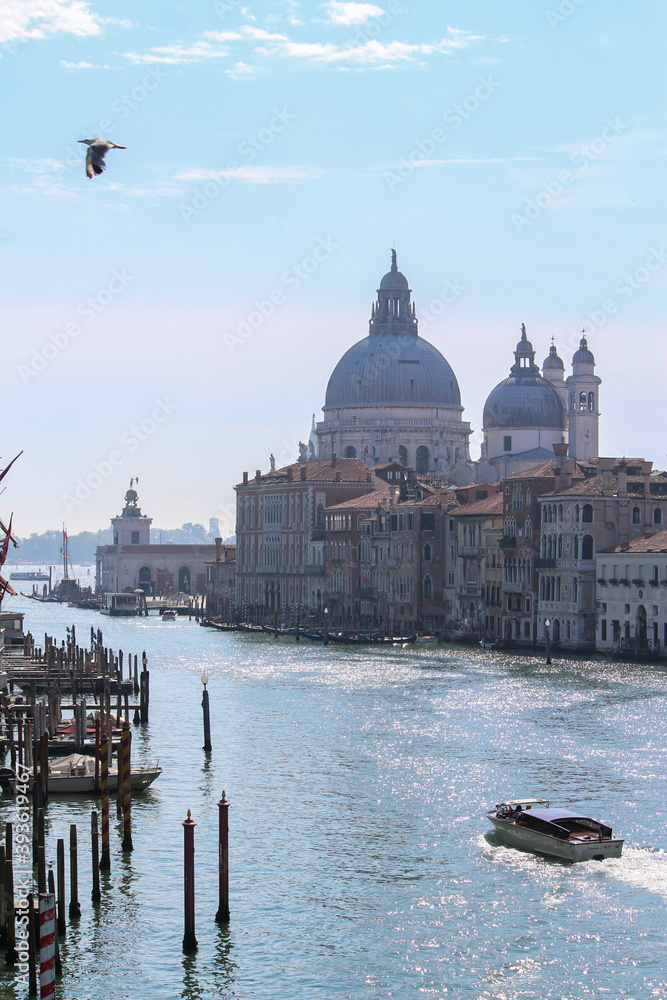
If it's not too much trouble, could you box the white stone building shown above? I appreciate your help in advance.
[595,530,667,657]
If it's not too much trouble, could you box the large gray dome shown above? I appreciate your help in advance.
[483,375,565,429]
[325,333,461,408]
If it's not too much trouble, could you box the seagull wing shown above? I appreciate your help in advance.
[87,144,108,178]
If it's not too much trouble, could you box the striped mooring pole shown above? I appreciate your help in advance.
[39,892,57,999]
[100,733,110,871]
[121,722,133,852]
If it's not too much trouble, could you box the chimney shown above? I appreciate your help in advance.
[300,466,307,481]
[215,537,222,562]
[335,471,341,482]
[617,462,628,498]
[553,442,568,471]
[242,471,248,485]
[642,460,652,496]
[287,467,293,482]
[366,472,372,483]
[553,442,571,491]
[331,453,337,468]
[255,469,262,484]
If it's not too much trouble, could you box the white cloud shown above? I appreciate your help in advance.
[407,156,542,167]
[324,1,384,26]
[226,60,257,79]
[61,59,114,69]
[174,165,321,184]
[0,0,101,45]
[124,39,234,65]
[107,181,183,198]
[259,31,483,65]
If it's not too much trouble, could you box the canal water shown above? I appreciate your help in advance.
[1,595,666,1000]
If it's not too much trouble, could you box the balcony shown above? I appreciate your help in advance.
[503,581,523,593]
[465,583,479,595]
[458,545,483,557]
[499,536,516,549]
[305,564,325,575]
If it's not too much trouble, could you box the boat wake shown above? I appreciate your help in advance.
[603,845,667,902]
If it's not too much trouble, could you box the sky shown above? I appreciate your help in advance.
[1,0,666,538]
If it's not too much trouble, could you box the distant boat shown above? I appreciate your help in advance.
[161,609,177,621]
[5,754,162,796]
[10,571,49,581]
[100,593,139,616]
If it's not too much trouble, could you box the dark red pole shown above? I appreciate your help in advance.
[215,792,230,923]
[94,717,100,793]
[182,811,197,953]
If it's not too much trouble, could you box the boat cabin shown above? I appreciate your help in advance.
[100,593,138,617]
[0,611,25,648]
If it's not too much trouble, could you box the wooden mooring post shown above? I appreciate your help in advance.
[68,825,81,921]
[91,811,101,903]
[100,734,111,872]
[121,722,133,852]
[182,811,197,953]
[215,792,230,924]
[56,839,66,937]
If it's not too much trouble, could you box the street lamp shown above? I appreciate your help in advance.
[545,619,552,665]
[323,606,329,646]
[201,671,212,752]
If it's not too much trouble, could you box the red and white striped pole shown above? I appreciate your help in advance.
[121,722,133,852]
[39,892,56,999]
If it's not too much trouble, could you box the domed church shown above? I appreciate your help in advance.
[482,325,600,479]
[314,252,473,481]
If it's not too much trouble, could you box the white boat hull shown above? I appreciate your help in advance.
[487,814,623,862]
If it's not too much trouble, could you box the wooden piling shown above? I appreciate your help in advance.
[215,792,230,923]
[37,809,46,895]
[68,825,81,921]
[140,652,149,723]
[40,732,49,803]
[56,840,66,937]
[0,844,5,945]
[4,827,17,964]
[28,892,37,997]
[47,869,62,977]
[121,722,133,852]
[91,811,101,903]
[182,811,197,953]
[100,734,110,871]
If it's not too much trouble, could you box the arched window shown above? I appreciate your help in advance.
[582,534,594,560]
[575,505,580,522]
[423,575,432,600]
[573,577,578,602]
[398,445,408,466]
[582,504,593,522]
[416,446,429,473]
[344,445,356,458]
[580,391,587,410]
[574,535,579,559]
[178,567,191,595]
[588,392,595,411]
[558,535,563,558]
[654,508,662,524]
[556,577,561,601]
[558,505,563,522]
[423,543,431,562]
[317,504,324,526]
[632,507,640,524]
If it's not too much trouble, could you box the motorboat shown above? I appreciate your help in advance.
[161,609,178,621]
[485,798,624,862]
[9,754,162,795]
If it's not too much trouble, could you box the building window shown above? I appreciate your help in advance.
[423,575,432,600]
[503,436,512,452]
[582,504,593,522]
[131,531,140,544]
[654,509,663,524]
[526,597,531,614]
[632,507,640,524]
[344,445,356,458]
[523,621,530,638]
[416,446,429,473]
[423,543,431,561]
[421,512,435,531]
[580,391,587,410]
[588,392,595,411]
[398,445,408,466]
[582,535,594,560]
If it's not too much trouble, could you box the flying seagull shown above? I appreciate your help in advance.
[78,138,127,178]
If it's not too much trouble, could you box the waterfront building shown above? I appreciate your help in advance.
[95,483,216,596]
[204,539,236,618]
[324,467,459,628]
[450,491,504,636]
[234,456,384,616]
[314,252,474,483]
[535,455,667,651]
[595,530,667,657]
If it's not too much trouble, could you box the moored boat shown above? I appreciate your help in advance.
[486,798,623,862]
[8,754,162,795]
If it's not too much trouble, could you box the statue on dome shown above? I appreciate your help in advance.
[269,454,276,472]
[298,441,308,463]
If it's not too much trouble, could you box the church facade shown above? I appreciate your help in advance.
[314,253,474,484]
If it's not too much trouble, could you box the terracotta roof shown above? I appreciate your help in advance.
[325,488,393,511]
[503,459,587,482]
[451,493,504,517]
[236,458,380,489]
[605,529,667,554]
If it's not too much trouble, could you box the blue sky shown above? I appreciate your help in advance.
[1,0,665,536]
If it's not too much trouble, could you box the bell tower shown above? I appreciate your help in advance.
[566,335,601,461]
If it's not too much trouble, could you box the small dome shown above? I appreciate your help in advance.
[573,335,595,366]
[379,249,409,291]
[125,488,138,503]
[483,376,566,430]
[543,343,564,371]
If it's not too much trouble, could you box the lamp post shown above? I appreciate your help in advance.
[545,619,552,665]
[201,672,212,752]
[323,606,329,646]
